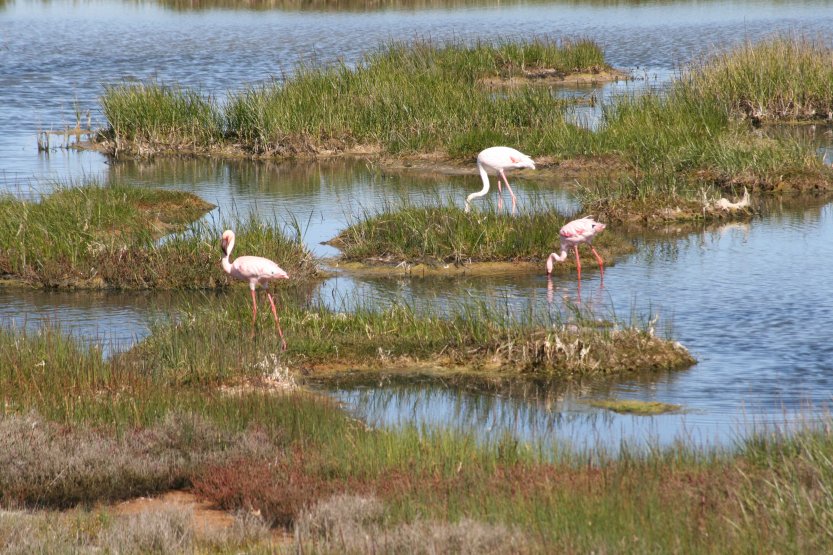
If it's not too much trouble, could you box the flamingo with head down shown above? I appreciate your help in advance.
[220,229,289,350]
[546,217,606,282]
[465,146,535,214]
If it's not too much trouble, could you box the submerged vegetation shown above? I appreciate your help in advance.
[330,203,634,267]
[588,398,682,415]
[2,322,833,552]
[0,183,316,289]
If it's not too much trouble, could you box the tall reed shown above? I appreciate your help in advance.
[684,35,833,122]
[101,82,223,147]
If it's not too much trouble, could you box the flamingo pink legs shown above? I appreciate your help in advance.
[498,170,518,214]
[571,245,605,283]
[249,287,286,351]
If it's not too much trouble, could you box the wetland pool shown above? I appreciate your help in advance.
[5,157,833,452]
[3,0,833,451]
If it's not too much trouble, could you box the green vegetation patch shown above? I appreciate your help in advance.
[127,295,694,379]
[329,204,634,267]
[687,36,833,123]
[588,398,682,415]
[99,38,606,157]
[0,184,316,289]
[575,36,833,218]
[101,82,224,148]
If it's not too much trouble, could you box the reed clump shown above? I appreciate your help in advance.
[101,82,223,150]
[330,203,634,267]
[577,36,833,215]
[0,183,316,288]
[684,35,833,123]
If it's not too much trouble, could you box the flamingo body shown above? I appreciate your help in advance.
[546,217,606,281]
[226,255,289,287]
[465,146,535,213]
[221,230,289,350]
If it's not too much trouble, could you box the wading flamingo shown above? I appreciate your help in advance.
[220,229,289,350]
[465,146,535,214]
[546,217,606,282]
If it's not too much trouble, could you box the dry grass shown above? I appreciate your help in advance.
[0,412,274,509]
[101,507,194,554]
[0,505,274,554]
[295,494,530,554]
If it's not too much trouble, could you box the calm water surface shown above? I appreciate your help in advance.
[2,0,833,450]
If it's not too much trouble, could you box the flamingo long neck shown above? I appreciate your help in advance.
[546,248,568,274]
[465,162,492,211]
[221,236,235,274]
[551,248,568,262]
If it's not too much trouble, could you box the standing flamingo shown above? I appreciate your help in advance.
[546,217,606,282]
[465,146,535,214]
[220,229,289,350]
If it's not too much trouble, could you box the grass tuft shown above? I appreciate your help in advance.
[330,202,633,266]
[0,183,315,288]
[686,35,833,123]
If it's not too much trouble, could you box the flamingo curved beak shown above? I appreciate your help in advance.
[220,236,229,255]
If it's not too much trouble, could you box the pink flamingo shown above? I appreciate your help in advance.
[546,217,606,282]
[220,229,289,350]
[465,146,535,214]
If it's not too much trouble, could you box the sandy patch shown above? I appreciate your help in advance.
[112,490,235,536]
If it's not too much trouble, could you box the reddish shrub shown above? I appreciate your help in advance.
[191,450,351,527]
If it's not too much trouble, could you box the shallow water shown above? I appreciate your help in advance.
[317,198,833,450]
[3,0,833,450]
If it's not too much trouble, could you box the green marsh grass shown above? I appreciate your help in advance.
[4,323,833,552]
[685,35,833,123]
[96,36,833,221]
[0,183,315,288]
[128,292,695,377]
[330,200,634,266]
[100,39,603,157]
[101,82,223,149]
[577,37,833,215]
